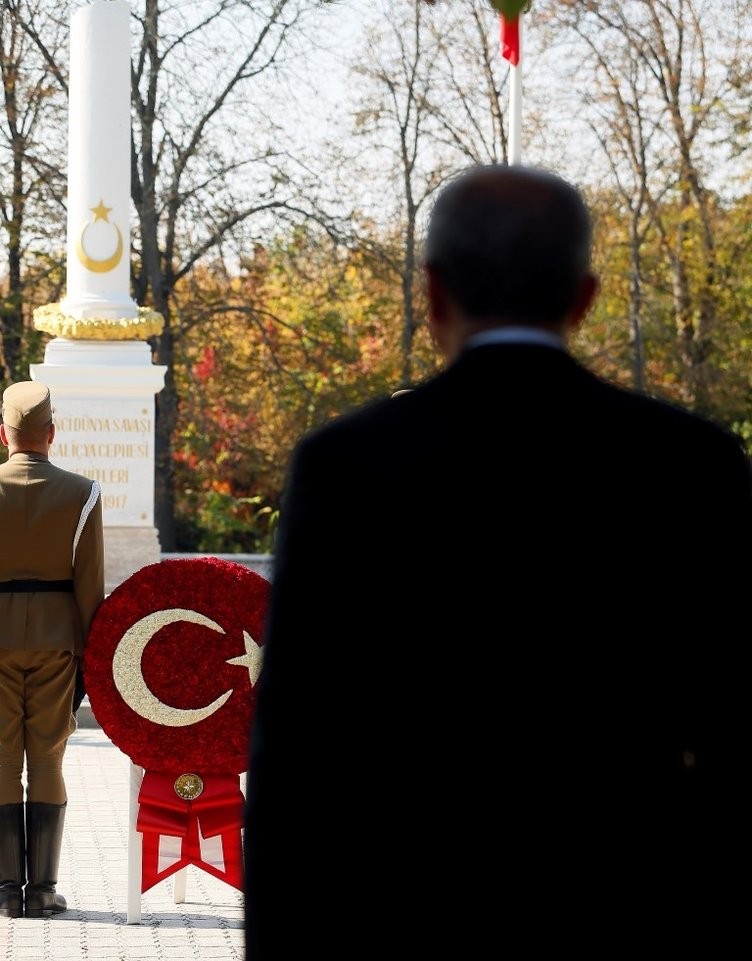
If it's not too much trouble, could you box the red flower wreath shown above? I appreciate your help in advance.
[84,557,269,773]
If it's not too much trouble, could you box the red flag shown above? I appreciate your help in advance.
[500,14,520,66]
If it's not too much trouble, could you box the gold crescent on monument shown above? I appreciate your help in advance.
[76,218,124,273]
[112,608,234,727]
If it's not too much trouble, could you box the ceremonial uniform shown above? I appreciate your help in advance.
[0,381,104,919]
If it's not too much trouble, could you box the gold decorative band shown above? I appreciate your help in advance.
[33,303,165,341]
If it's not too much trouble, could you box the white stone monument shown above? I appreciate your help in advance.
[32,0,166,594]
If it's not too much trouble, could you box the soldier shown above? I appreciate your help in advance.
[0,381,104,919]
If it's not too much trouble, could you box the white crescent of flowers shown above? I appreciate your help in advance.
[112,608,263,728]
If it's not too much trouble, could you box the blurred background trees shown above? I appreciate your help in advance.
[2,0,752,552]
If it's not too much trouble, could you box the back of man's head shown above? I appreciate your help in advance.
[423,165,593,326]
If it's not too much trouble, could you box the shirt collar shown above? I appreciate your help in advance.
[464,326,565,352]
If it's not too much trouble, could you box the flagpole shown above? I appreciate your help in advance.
[508,15,522,165]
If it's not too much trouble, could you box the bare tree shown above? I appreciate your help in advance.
[0,0,66,383]
[425,0,511,166]
[349,0,451,387]
[546,8,669,391]
[541,0,752,410]
[130,0,333,547]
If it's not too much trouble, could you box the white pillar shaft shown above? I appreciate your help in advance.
[62,0,137,320]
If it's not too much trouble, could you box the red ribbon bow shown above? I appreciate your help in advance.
[137,770,245,892]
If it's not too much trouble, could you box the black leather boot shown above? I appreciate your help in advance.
[0,803,25,918]
[24,801,68,918]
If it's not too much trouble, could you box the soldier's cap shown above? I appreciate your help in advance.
[1,381,53,430]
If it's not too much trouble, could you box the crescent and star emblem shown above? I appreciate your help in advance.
[111,608,263,728]
[76,198,123,273]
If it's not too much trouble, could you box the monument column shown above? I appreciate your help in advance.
[31,0,166,593]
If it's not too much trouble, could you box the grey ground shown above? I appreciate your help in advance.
[0,709,245,961]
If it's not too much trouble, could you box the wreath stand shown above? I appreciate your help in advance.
[126,762,246,924]
[127,763,191,924]
[127,763,145,924]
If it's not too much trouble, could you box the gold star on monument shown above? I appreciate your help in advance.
[90,198,112,222]
[226,630,264,686]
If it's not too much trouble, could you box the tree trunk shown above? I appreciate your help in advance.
[628,214,645,394]
[401,204,416,384]
[1,42,25,382]
[153,322,177,551]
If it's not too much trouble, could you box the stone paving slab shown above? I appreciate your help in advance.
[0,727,245,961]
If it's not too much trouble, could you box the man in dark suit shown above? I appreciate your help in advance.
[244,165,752,955]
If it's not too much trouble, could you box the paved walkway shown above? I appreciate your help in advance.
[0,714,245,961]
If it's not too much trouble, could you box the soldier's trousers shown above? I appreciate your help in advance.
[0,650,77,805]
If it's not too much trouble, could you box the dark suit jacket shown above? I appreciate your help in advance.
[245,344,752,956]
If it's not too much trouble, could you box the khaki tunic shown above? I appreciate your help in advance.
[0,452,105,653]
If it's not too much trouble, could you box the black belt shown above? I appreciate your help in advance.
[0,580,74,593]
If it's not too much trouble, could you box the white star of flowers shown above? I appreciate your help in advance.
[226,630,264,686]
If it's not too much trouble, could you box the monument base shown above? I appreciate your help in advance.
[105,526,161,595]
[30,338,167,592]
